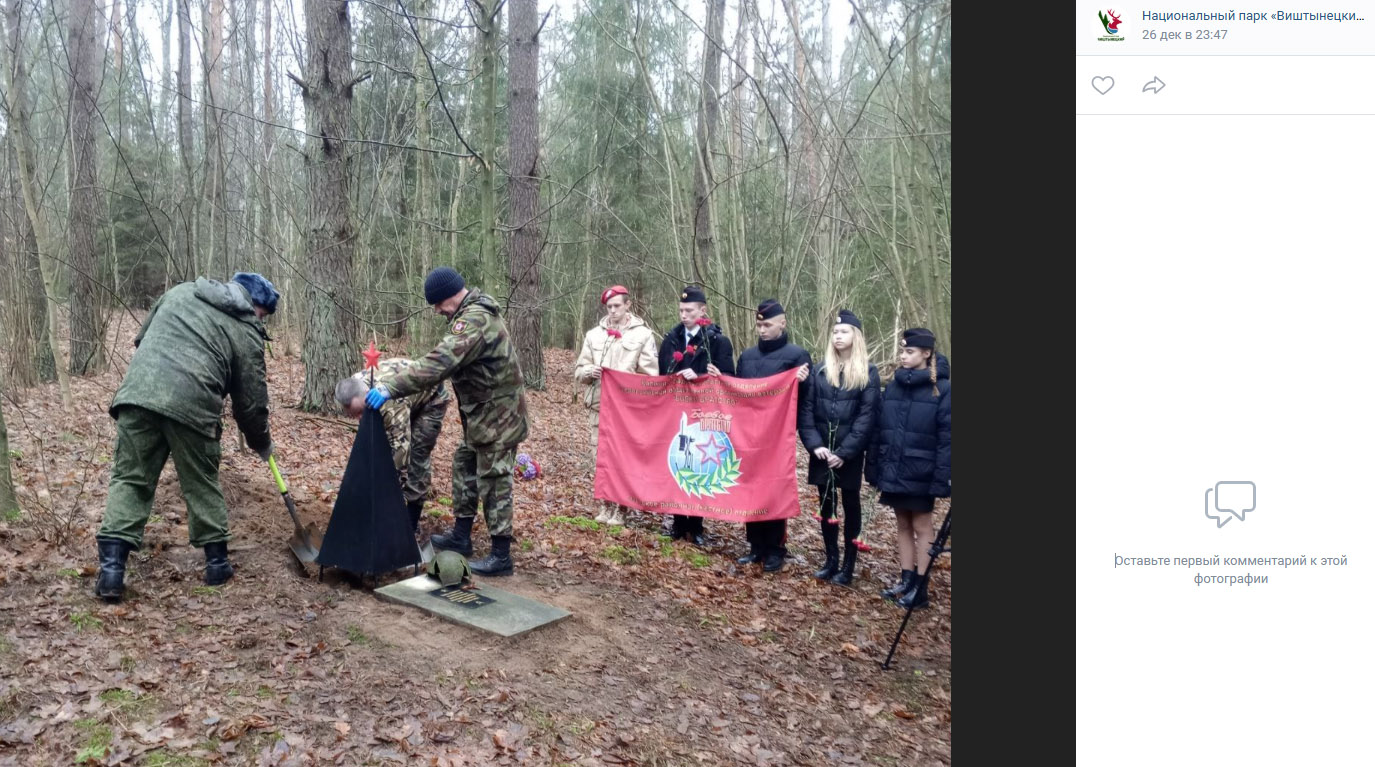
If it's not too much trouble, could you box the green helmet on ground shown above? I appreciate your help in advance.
[427,549,472,587]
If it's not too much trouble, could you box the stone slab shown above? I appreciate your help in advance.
[373,575,571,637]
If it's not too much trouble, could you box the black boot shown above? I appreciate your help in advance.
[95,537,133,603]
[203,541,234,586]
[406,500,425,533]
[469,535,514,576]
[830,543,857,586]
[431,516,474,556]
[813,522,839,579]
[762,548,785,572]
[880,570,915,601]
[736,545,761,565]
[897,571,930,609]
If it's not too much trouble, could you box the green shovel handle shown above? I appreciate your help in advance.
[269,454,288,495]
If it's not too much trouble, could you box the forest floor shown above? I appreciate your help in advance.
[0,313,951,766]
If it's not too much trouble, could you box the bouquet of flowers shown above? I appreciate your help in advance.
[669,317,714,373]
[515,453,541,480]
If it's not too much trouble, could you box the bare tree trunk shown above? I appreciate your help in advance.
[690,0,724,286]
[0,383,15,519]
[292,0,366,412]
[477,0,501,293]
[3,0,54,385]
[161,0,173,136]
[67,0,106,376]
[203,0,228,275]
[177,0,196,278]
[507,0,543,389]
[261,0,275,284]
[5,0,70,405]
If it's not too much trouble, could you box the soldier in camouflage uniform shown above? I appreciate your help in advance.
[335,357,452,533]
[95,273,280,603]
[365,267,529,576]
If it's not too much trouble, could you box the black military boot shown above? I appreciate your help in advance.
[406,500,425,533]
[469,535,514,576]
[880,570,915,601]
[897,571,930,609]
[95,537,133,603]
[431,516,474,556]
[829,543,858,586]
[203,541,234,586]
[813,522,839,580]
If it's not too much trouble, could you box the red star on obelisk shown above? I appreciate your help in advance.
[362,340,381,371]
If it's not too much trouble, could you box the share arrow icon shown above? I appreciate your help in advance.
[1142,76,1166,94]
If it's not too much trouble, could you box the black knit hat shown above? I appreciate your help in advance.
[424,267,466,305]
[231,272,280,314]
[901,328,936,349]
[679,285,707,304]
[836,309,861,330]
[756,299,784,320]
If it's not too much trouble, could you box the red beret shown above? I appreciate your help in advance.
[601,285,629,304]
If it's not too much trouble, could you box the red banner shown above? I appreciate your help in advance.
[594,369,801,523]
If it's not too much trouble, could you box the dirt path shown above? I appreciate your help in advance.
[0,326,951,766]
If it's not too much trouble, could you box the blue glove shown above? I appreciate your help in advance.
[365,385,391,409]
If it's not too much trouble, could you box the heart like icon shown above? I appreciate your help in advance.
[1092,76,1115,95]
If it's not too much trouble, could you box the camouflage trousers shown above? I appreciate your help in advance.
[99,405,229,549]
[399,399,448,504]
[453,442,516,538]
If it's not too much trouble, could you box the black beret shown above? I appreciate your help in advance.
[679,285,707,303]
[756,299,784,320]
[836,309,861,330]
[901,328,936,349]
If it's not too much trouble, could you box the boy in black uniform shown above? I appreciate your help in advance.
[734,299,811,571]
[658,285,736,545]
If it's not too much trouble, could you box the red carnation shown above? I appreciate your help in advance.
[696,317,712,327]
[812,513,823,522]
[826,517,841,526]
[672,351,684,362]
[684,345,697,356]
[607,328,623,339]
[853,539,872,553]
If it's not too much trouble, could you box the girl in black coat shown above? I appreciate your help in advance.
[866,328,950,609]
[798,310,881,586]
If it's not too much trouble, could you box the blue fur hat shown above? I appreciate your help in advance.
[231,272,280,315]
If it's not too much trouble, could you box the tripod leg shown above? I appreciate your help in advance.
[882,505,950,670]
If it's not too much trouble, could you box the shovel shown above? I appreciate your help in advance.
[269,455,322,565]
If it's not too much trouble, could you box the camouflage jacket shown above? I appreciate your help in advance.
[352,357,451,470]
[572,312,658,411]
[380,289,529,450]
[111,278,271,449]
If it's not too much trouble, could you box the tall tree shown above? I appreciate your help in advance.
[4,0,56,386]
[203,0,228,274]
[476,0,503,292]
[176,0,196,278]
[507,0,542,389]
[690,0,724,286]
[291,0,368,412]
[67,0,106,375]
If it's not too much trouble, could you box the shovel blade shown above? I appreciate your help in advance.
[288,523,323,564]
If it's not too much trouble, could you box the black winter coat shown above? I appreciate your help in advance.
[865,354,951,498]
[799,363,881,489]
[659,323,736,377]
[736,333,812,416]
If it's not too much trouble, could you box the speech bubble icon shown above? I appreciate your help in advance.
[1208,481,1256,527]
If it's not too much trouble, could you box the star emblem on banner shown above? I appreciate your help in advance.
[694,433,727,469]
